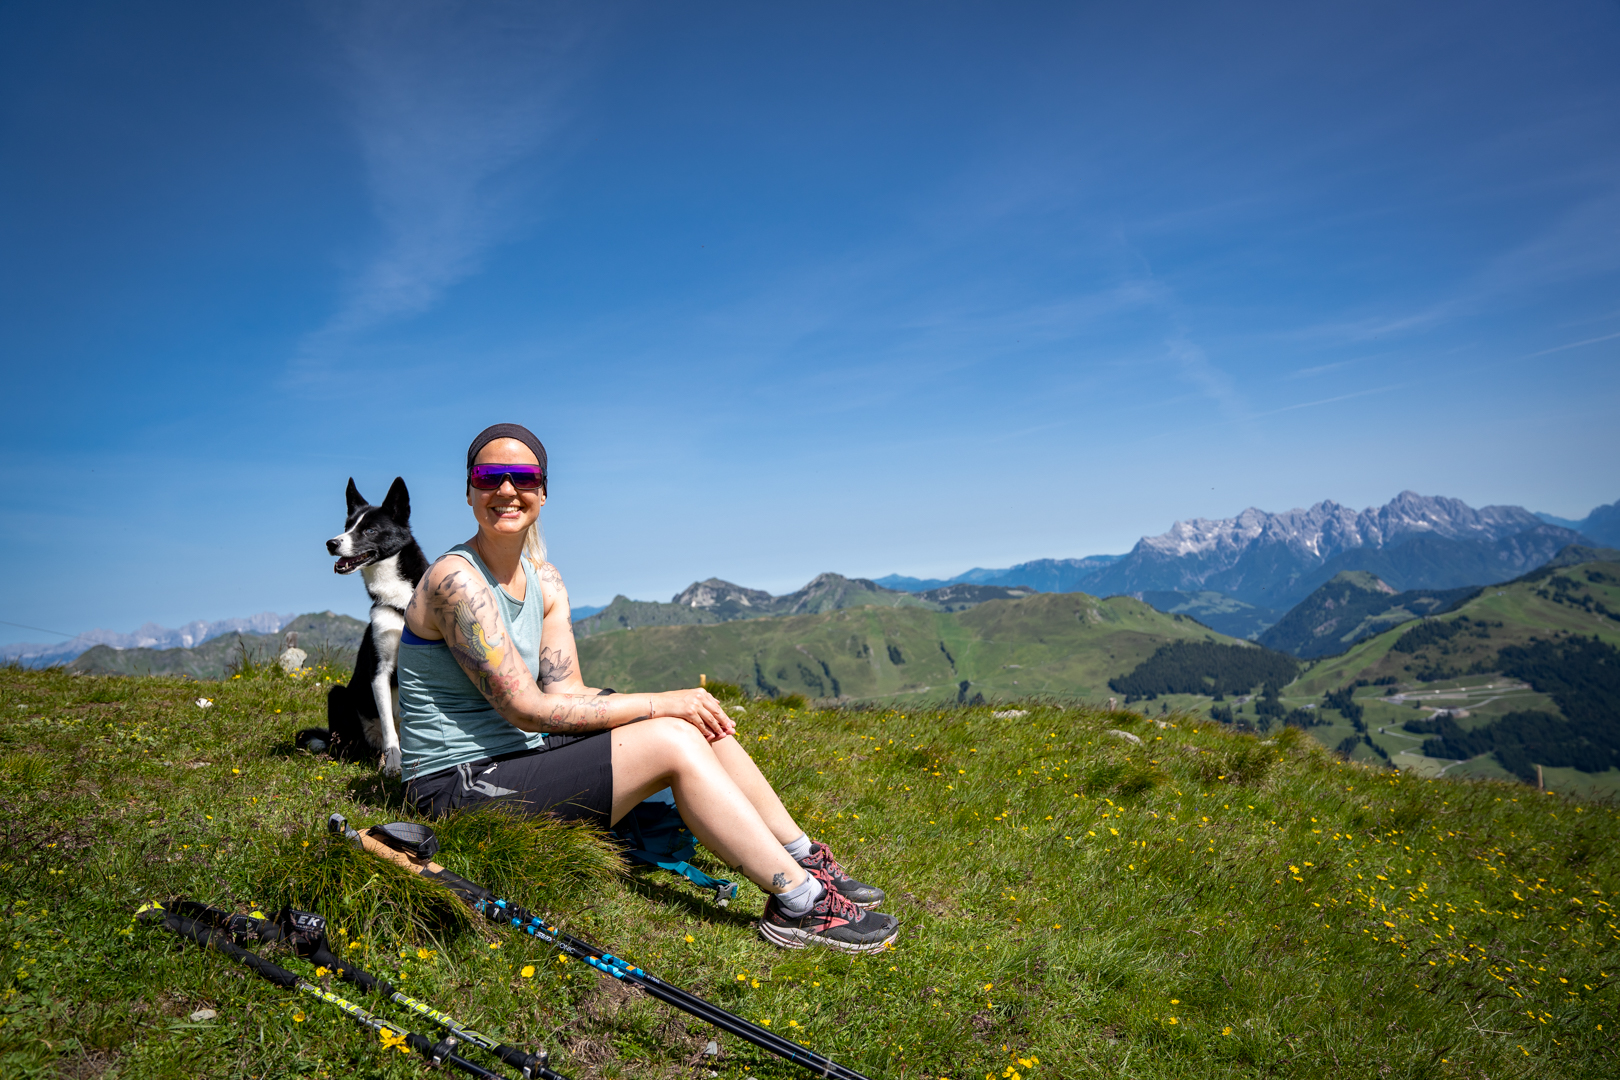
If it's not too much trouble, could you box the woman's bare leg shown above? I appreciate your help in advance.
[610,718,805,893]
[707,734,802,843]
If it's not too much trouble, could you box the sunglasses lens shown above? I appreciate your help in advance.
[470,464,543,490]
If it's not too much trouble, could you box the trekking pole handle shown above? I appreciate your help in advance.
[164,914,300,988]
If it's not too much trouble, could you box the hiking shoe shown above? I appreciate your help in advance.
[797,841,886,908]
[759,886,899,953]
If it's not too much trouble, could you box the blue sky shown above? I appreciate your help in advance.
[2,1,1618,643]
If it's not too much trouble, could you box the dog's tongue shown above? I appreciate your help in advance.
[334,555,366,574]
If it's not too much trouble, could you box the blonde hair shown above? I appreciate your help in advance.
[524,515,547,565]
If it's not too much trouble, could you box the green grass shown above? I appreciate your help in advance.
[3,663,1619,1079]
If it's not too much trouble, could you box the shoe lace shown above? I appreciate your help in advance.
[802,845,848,882]
[817,884,862,919]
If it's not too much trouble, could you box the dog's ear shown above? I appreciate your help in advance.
[381,477,410,524]
[345,478,367,515]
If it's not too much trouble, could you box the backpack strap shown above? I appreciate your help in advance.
[611,791,738,906]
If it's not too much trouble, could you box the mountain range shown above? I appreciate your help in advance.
[1536,500,1620,546]
[578,591,1230,705]
[2,611,295,668]
[873,555,1125,593]
[68,611,367,679]
[11,492,1613,670]
[574,574,1036,639]
[882,492,1604,612]
[578,493,1610,643]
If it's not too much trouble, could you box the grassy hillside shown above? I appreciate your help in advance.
[67,612,368,679]
[1264,561,1620,796]
[3,666,1617,1079]
[578,592,1236,704]
[1286,561,1620,699]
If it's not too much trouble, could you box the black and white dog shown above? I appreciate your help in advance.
[316,477,428,776]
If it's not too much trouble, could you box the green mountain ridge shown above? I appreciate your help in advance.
[573,572,1033,639]
[1256,571,1479,659]
[577,590,1245,704]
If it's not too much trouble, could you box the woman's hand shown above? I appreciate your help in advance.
[651,688,736,741]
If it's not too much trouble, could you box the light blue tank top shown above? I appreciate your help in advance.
[398,543,546,779]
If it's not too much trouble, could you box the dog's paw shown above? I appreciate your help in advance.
[382,746,403,778]
[295,727,331,754]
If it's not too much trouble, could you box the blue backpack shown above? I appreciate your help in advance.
[611,787,738,906]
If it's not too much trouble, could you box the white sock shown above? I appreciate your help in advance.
[783,832,813,861]
[775,871,824,916]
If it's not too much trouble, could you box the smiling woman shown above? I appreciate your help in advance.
[395,422,901,953]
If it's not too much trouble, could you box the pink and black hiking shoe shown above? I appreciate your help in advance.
[797,841,886,909]
[758,886,899,953]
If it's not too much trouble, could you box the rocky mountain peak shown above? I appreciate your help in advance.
[1136,492,1545,566]
[671,578,773,610]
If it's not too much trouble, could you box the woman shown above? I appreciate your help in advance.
[397,423,899,953]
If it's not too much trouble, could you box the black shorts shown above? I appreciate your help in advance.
[405,732,614,826]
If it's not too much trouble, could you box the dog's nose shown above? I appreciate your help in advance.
[326,538,342,555]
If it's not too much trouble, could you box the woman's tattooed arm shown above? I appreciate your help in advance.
[534,558,596,695]
[424,560,636,734]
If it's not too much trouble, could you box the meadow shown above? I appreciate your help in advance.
[2,661,1617,1079]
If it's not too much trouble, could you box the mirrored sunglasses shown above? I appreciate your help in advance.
[468,463,545,490]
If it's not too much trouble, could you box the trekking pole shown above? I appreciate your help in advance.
[330,814,876,1080]
[165,900,563,1080]
[140,908,519,1080]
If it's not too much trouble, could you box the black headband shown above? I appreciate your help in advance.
[466,423,548,488]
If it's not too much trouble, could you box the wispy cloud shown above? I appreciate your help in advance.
[1288,358,1355,379]
[1247,383,1400,419]
[1271,180,1620,351]
[1518,329,1620,360]
[297,1,590,370]
[1165,334,1245,420]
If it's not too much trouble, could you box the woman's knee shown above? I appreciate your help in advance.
[629,716,712,762]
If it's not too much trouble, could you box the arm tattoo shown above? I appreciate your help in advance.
[537,646,574,688]
[428,567,523,704]
[426,559,630,734]
[454,603,506,669]
[538,560,565,589]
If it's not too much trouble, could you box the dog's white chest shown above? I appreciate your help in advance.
[362,556,414,611]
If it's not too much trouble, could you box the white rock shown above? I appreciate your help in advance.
[992,710,1028,719]
[1105,729,1143,746]
[278,647,308,673]
[189,1008,217,1022]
